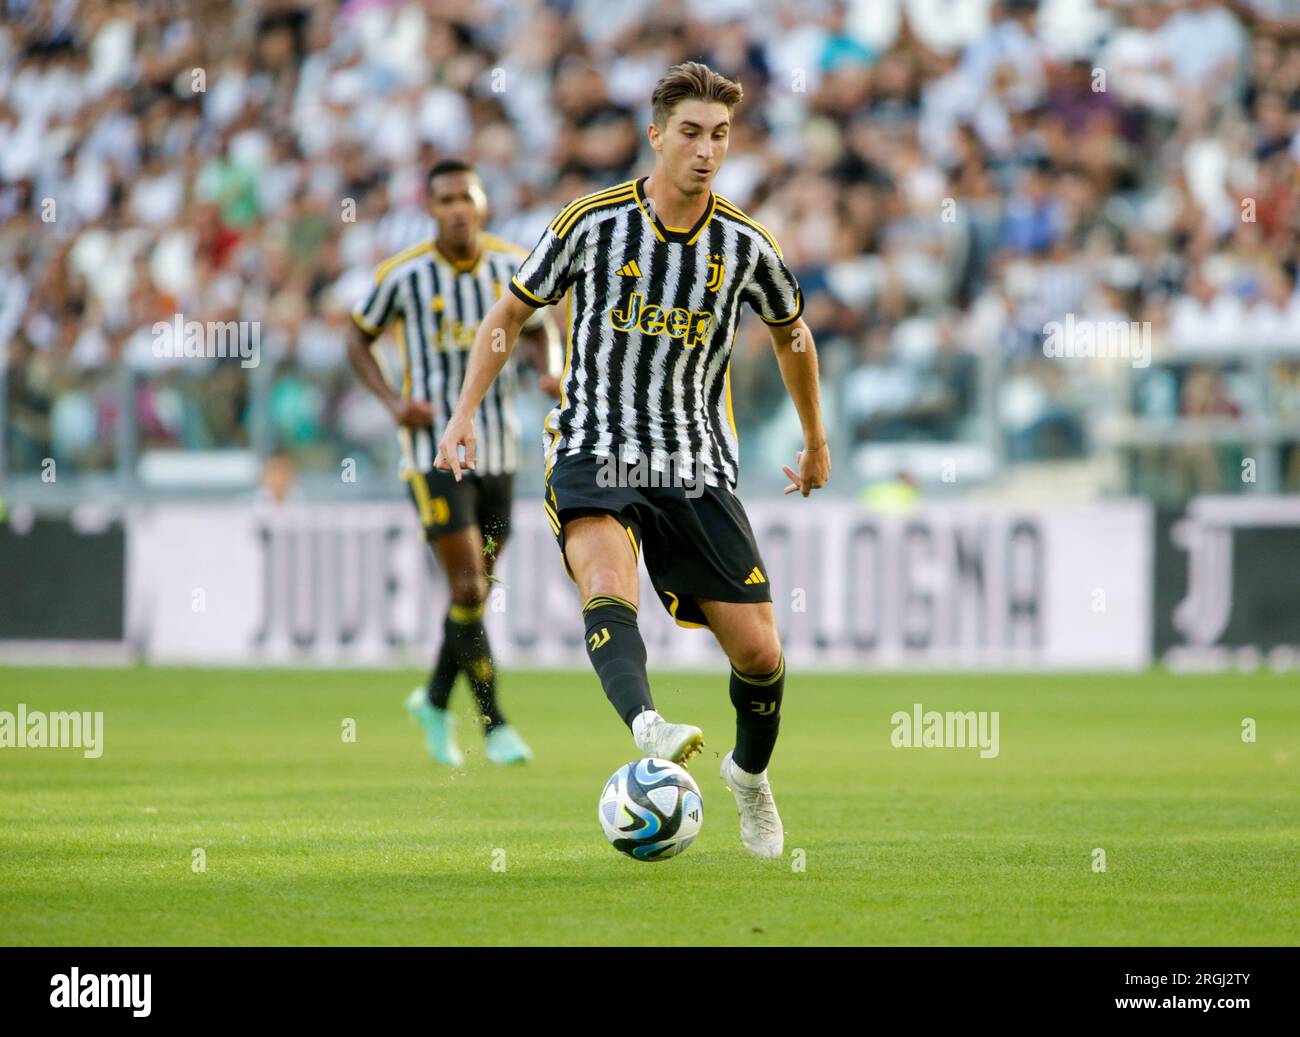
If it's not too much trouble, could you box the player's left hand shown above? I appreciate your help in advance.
[538,373,562,399]
[782,442,830,497]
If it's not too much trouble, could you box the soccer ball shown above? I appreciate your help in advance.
[598,758,703,861]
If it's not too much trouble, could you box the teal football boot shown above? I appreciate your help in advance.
[404,687,464,766]
[484,724,533,765]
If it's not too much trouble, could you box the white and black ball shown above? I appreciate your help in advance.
[598,758,703,861]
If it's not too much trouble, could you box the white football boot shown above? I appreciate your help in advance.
[720,750,784,858]
[632,710,704,767]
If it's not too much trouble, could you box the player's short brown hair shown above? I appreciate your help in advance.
[650,62,743,128]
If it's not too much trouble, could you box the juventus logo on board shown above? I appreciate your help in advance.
[705,253,726,292]
[1171,517,1234,647]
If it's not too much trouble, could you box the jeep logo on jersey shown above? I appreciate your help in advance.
[609,292,714,348]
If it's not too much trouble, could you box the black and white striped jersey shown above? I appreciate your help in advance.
[510,177,803,490]
[353,233,544,476]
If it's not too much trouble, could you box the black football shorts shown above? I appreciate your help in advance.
[543,451,771,628]
[407,467,514,544]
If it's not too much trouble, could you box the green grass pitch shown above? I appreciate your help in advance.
[1,666,1297,946]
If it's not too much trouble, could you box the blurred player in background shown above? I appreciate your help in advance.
[348,159,562,768]
[437,64,829,856]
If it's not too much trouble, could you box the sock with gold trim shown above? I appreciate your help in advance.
[728,655,785,773]
[582,594,653,728]
[444,601,505,731]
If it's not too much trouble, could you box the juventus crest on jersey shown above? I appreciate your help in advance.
[510,177,803,490]
[353,234,543,476]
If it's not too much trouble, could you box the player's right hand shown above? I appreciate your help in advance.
[782,442,830,497]
[435,414,476,481]
[390,400,434,428]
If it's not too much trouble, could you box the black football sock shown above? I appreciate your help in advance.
[447,601,506,731]
[426,615,460,710]
[465,629,505,733]
[728,654,785,774]
[582,595,654,728]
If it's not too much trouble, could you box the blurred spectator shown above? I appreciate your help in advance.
[257,448,299,504]
[0,0,1294,497]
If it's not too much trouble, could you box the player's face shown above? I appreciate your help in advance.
[427,171,488,250]
[652,100,731,196]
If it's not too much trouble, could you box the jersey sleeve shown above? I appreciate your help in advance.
[741,236,803,327]
[499,254,550,330]
[352,271,399,335]
[509,224,584,309]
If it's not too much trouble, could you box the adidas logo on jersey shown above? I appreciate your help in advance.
[616,260,642,278]
[743,567,766,585]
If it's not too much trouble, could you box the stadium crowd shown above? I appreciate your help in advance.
[2,0,1299,496]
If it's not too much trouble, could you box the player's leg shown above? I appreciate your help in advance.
[422,526,476,714]
[562,512,650,722]
[398,526,485,766]
[429,522,494,713]
[402,468,482,766]
[566,512,710,762]
[637,478,785,855]
[470,474,531,764]
[547,454,703,764]
[699,597,786,858]
[565,511,706,765]
[697,597,784,771]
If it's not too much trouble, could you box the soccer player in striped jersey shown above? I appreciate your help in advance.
[438,63,830,858]
[348,159,562,768]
